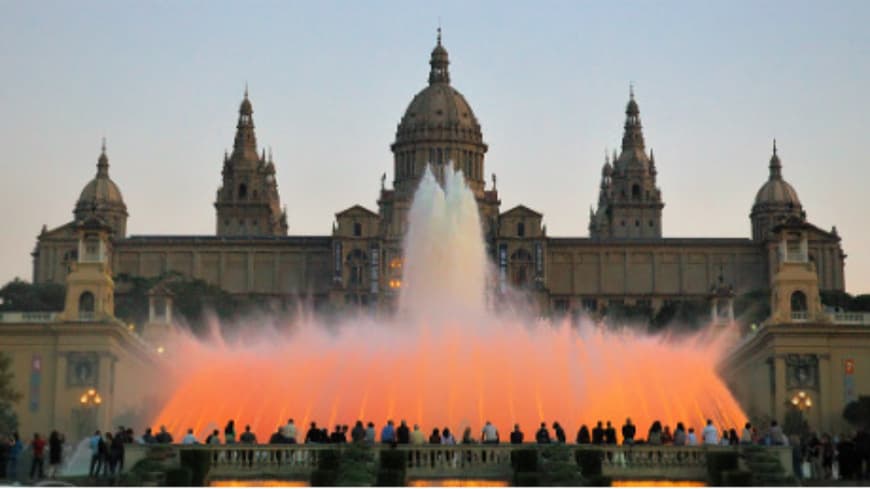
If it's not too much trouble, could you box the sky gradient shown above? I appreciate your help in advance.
[1,0,868,293]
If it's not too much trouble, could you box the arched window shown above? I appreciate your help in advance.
[510,249,534,287]
[346,249,368,287]
[79,291,95,318]
[238,183,247,200]
[791,291,808,313]
[353,222,362,237]
[632,184,641,200]
[517,222,526,237]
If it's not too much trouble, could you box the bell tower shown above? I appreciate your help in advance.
[215,88,289,236]
[58,217,115,322]
[768,217,826,324]
[590,87,664,239]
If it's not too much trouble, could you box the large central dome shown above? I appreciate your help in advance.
[391,31,488,197]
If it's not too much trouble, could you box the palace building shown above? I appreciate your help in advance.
[31,32,847,315]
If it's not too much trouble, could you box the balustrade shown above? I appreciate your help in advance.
[169,443,793,480]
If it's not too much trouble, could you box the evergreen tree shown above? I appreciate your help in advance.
[0,352,22,433]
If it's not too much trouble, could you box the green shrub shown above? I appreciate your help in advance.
[180,449,212,486]
[575,449,603,477]
[379,449,407,470]
[311,469,339,486]
[317,448,342,471]
[584,475,613,486]
[722,470,753,486]
[164,466,193,487]
[375,469,406,486]
[512,448,539,471]
[514,471,540,486]
[706,451,739,486]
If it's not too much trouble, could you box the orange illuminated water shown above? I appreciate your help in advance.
[152,168,746,442]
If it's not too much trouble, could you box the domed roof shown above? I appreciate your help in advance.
[394,31,483,145]
[76,144,126,210]
[399,84,480,133]
[754,142,802,208]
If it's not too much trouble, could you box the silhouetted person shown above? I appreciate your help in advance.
[592,421,604,444]
[110,430,125,475]
[429,428,442,444]
[239,425,257,466]
[553,422,566,444]
[88,430,102,477]
[381,420,396,444]
[604,421,617,444]
[648,421,663,445]
[621,418,636,445]
[442,427,456,445]
[305,422,320,444]
[29,433,46,480]
[397,420,410,444]
[673,422,687,446]
[510,424,524,444]
[224,420,236,444]
[320,428,329,443]
[535,422,551,444]
[576,425,591,444]
[48,430,64,479]
[155,425,173,444]
[351,421,366,443]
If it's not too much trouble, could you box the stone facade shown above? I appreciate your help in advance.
[31,32,847,316]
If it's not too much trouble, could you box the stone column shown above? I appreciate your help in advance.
[774,354,788,425]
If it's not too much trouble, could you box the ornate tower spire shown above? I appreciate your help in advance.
[769,138,782,179]
[622,85,645,151]
[97,137,109,177]
[232,87,258,161]
[428,27,450,85]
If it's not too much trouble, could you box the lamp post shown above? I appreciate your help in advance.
[790,390,812,411]
[77,388,102,439]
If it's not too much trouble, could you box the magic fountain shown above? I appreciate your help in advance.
[152,168,746,440]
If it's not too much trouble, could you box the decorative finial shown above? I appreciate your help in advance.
[772,138,777,155]
[101,137,106,154]
[437,19,442,46]
[244,82,249,99]
[492,173,497,190]
[629,82,635,100]
[649,148,655,161]
[381,172,386,190]
[268,146,273,162]
[604,148,610,164]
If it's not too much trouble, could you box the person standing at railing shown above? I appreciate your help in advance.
[282,419,297,444]
[592,421,604,444]
[239,425,257,467]
[702,420,719,445]
[686,427,698,446]
[662,425,673,444]
[673,423,686,446]
[510,424,524,444]
[429,428,442,444]
[397,420,410,444]
[364,422,376,445]
[351,421,366,443]
[482,421,499,444]
[461,427,476,444]
[604,421,617,444]
[740,422,753,444]
[410,425,425,445]
[535,423,551,444]
[381,420,396,445]
[441,427,456,445]
[553,422,566,444]
[305,422,320,444]
[182,428,198,445]
[648,421,663,445]
[155,425,173,444]
[621,418,636,445]
[576,425,590,444]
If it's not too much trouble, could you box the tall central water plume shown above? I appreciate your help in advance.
[150,167,747,441]
[398,167,487,322]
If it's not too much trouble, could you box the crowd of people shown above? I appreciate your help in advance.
[3,417,869,481]
[0,430,66,482]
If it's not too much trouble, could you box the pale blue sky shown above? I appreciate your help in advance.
[1,0,868,293]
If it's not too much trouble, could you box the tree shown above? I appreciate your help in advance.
[843,396,870,430]
[850,294,870,312]
[0,278,65,312]
[0,352,22,433]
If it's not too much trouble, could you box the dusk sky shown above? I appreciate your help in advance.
[2,0,868,293]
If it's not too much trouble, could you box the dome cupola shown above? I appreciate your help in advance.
[750,140,805,240]
[74,139,128,237]
[390,28,488,197]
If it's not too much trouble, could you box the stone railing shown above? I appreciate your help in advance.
[0,311,58,323]
[791,311,809,322]
[830,312,870,326]
[160,443,794,481]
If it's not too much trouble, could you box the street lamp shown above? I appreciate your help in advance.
[80,388,102,407]
[790,390,812,411]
